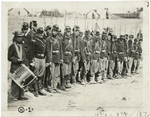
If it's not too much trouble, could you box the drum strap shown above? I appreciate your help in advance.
[14,42,22,60]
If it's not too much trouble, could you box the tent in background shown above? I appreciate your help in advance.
[8,8,30,17]
[86,9,100,19]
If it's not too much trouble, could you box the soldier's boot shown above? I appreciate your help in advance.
[59,78,67,91]
[38,78,47,96]
[72,76,76,84]
[65,75,71,88]
[135,67,139,74]
[81,75,87,85]
[103,70,109,82]
[89,74,96,84]
[132,60,137,74]
[96,72,103,84]
[77,71,82,83]
[32,80,39,97]
[127,68,132,76]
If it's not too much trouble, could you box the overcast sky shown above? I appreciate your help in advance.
[6,2,142,14]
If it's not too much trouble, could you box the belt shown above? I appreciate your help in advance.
[86,52,91,56]
[65,51,72,56]
[75,49,80,54]
[75,49,80,52]
[94,51,100,54]
[52,50,59,55]
[37,53,44,57]
[35,53,45,59]
[118,52,124,54]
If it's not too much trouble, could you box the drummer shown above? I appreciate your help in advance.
[8,31,29,101]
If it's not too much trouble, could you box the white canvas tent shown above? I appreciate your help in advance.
[99,9,107,19]
[86,9,100,19]
[8,8,30,17]
[139,11,143,19]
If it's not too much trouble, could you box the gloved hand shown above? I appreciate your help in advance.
[60,59,63,64]
[17,59,23,64]
[72,58,75,65]
[46,63,49,67]
[95,51,100,54]
[83,60,86,63]
[29,63,35,71]
[90,60,93,64]
[30,63,35,67]
[131,50,135,53]
[102,50,105,53]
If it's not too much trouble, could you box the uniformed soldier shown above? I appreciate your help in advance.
[132,38,142,74]
[113,35,119,78]
[71,25,85,84]
[80,30,92,85]
[100,32,109,82]
[30,27,47,97]
[127,35,135,76]
[137,39,143,70]
[8,31,28,101]
[25,20,37,64]
[79,31,83,38]
[94,31,104,83]
[21,22,29,35]
[137,30,143,40]
[58,29,63,37]
[20,22,29,51]
[116,35,125,78]
[46,24,63,93]
[62,26,74,88]
[106,32,117,79]
[122,34,129,77]
[89,31,101,84]
[44,25,51,38]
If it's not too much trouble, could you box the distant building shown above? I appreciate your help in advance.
[112,13,140,19]
[40,9,62,17]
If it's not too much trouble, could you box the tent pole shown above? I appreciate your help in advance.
[102,18,104,32]
[91,18,93,31]
[119,24,121,35]
[56,10,57,24]
[64,10,66,30]
[51,9,53,26]
[87,20,89,30]
[85,15,86,31]
[135,26,137,38]
[44,9,46,29]
[114,27,115,35]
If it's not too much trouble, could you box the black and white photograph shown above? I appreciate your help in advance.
[1,1,149,117]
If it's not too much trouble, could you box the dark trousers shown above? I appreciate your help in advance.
[11,80,24,99]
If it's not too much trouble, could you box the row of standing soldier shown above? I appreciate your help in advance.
[8,20,143,100]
